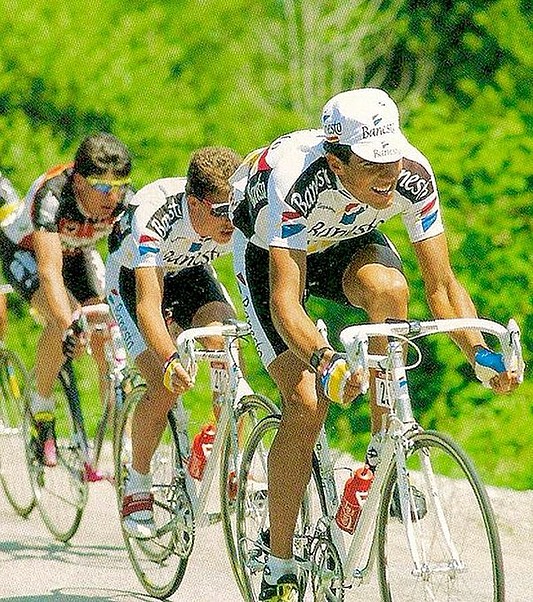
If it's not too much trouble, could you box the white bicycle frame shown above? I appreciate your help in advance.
[309,317,523,587]
[172,321,255,528]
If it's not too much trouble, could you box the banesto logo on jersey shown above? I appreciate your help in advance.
[147,194,184,239]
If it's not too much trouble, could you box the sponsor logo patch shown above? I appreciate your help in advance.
[340,203,365,225]
[281,211,305,238]
[138,234,159,256]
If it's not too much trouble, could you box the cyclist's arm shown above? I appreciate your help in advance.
[135,265,176,363]
[269,246,364,403]
[33,229,75,331]
[413,232,519,392]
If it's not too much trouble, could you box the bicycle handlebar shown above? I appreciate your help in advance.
[175,320,251,348]
[175,320,250,372]
[339,317,524,390]
[0,284,14,295]
[78,303,111,321]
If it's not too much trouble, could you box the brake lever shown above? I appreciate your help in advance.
[504,319,524,384]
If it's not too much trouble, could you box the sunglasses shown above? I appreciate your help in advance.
[85,176,131,194]
[208,202,230,218]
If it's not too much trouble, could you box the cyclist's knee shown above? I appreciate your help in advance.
[281,390,326,440]
[199,334,224,350]
[359,267,409,318]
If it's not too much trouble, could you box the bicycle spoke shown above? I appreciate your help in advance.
[115,383,191,599]
[0,349,35,516]
[219,393,278,599]
[377,431,503,602]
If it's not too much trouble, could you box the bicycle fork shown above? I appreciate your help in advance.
[405,440,464,579]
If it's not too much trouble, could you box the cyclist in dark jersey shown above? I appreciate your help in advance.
[230,88,520,602]
[0,132,133,466]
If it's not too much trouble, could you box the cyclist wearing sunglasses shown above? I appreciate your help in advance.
[0,132,133,466]
[105,145,241,539]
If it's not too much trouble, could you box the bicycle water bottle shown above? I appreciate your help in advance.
[188,423,216,480]
[335,465,374,534]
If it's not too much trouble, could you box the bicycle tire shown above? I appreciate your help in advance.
[235,414,317,602]
[0,348,35,516]
[377,430,504,602]
[27,361,88,542]
[219,393,278,598]
[114,382,191,599]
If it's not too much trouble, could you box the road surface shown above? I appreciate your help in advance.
[0,456,531,601]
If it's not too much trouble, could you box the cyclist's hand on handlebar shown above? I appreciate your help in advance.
[163,351,194,394]
[319,353,364,406]
[62,318,86,359]
[474,346,519,394]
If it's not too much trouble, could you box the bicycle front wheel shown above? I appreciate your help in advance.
[114,382,191,599]
[235,414,316,601]
[28,361,88,542]
[0,348,35,516]
[219,393,278,598]
[377,430,504,602]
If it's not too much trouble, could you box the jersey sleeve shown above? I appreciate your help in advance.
[397,155,444,243]
[266,155,308,251]
[31,187,61,233]
[129,191,165,269]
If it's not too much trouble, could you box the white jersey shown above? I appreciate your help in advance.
[107,177,232,273]
[230,129,443,253]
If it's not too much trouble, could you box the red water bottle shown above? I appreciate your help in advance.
[335,466,374,534]
[188,423,216,480]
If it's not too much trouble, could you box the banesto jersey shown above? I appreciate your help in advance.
[230,130,443,253]
[1,163,132,252]
[108,177,232,272]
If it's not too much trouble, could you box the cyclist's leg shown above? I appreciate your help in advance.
[132,351,177,475]
[310,232,408,458]
[29,286,79,466]
[108,265,178,537]
[234,233,326,597]
[120,349,176,538]
[267,353,328,562]
[165,265,236,417]
[69,249,110,406]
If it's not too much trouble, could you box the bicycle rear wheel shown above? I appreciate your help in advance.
[114,382,191,599]
[28,361,88,542]
[235,414,317,601]
[377,430,504,602]
[0,348,35,516]
[219,393,278,598]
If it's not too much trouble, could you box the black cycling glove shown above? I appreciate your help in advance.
[62,318,85,359]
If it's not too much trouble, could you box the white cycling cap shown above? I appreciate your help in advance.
[321,88,407,163]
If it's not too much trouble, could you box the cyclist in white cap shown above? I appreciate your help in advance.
[230,87,520,601]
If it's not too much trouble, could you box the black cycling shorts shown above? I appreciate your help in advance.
[0,230,104,303]
[119,264,228,331]
[233,229,403,366]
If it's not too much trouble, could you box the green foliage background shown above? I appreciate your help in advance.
[1,0,531,489]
